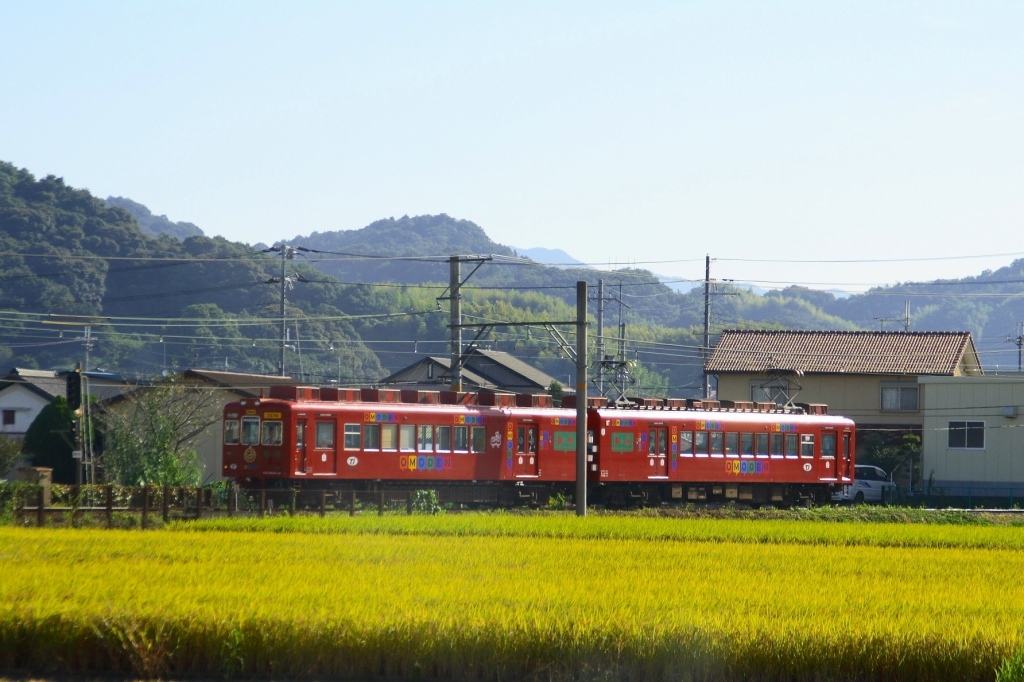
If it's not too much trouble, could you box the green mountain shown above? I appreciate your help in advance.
[105,196,204,240]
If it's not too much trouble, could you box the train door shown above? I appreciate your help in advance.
[312,420,337,475]
[515,422,539,477]
[648,426,668,478]
[840,431,853,480]
[295,420,308,475]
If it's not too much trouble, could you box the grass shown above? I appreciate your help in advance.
[2,515,1024,680]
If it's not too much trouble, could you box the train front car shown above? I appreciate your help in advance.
[222,387,578,507]
[588,401,855,507]
[221,389,308,487]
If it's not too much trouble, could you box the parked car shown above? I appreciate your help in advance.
[834,465,897,504]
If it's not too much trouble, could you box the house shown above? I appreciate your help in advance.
[706,331,983,443]
[380,348,563,395]
[918,375,1024,499]
[0,368,66,439]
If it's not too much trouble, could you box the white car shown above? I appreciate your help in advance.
[834,465,897,504]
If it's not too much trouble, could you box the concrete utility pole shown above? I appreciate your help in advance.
[278,246,295,376]
[596,279,604,394]
[703,255,711,399]
[1008,322,1024,373]
[450,256,462,391]
[576,280,588,517]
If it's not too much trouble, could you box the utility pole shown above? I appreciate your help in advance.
[1008,322,1024,373]
[874,300,911,332]
[596,279,604,394]
[575,281,588,517]
[703,255,711,399]
[279,246,294,376]
[450,256,462,391]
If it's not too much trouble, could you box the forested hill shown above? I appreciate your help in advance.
[105,196,203,240]
[0,161,382,380]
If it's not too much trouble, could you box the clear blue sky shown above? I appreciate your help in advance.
[2,1,1022,291]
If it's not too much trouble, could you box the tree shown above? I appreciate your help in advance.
[547,380,564,406]
[23,396,76,483]
[0,435,22,477]
[101,377,220,486]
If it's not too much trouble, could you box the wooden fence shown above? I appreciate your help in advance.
[14,485,432,528]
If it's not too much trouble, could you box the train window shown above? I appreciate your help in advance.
[843,434,851,460]
[695,431,709,457]
[800,434,814,458]
[740,433,754,457]
[454,426,469,452]
[400,425,415,451]
[471,426,487,453]
[785,434,799,457]
[756,433,768,458]
[296,422,305,448]
[381,424,397,451]
[649,429,667,456]
[725,432,739,458]
[770,433,784,458]
[364,424,381,450]
[710,432,724,457]
[417,425,434,451]
[262,421,283,446]
[315,422,334,449]
[241,417,260,446]
[436,426,452,452]
[527,427,537,453]
[344,424,360,450]
[224,420,239,445]
[679,430,694,457]
[821,433,836,458]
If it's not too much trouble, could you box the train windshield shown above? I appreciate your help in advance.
[241,416,260,446]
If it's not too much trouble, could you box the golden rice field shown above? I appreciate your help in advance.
[2,515,1024,681]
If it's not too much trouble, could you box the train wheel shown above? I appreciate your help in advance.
[853,491,865,504]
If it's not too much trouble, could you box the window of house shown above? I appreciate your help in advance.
[2,410,14,427]
[344,424,360,450]
[948,421,985,449]
[881,384,919,412]
[315,422,335,449]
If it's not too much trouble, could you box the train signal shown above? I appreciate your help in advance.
[66,367,82,411]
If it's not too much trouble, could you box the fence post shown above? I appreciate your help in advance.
[162,486,170,523]
[291,489,297,514]
[227,483,235,518]
[260,489,266,517]
[195,487,203,520]
[70,484,80,528]
[407,491,413,515]
[105,485,113,529]
[36,486,44,527]
[141,486,149,530]
[378,491,385,516]
[320,490,326,518]
[349,491,356,516]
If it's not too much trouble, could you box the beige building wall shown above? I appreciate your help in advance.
[919,376,1024,492]
[715,373,924,427]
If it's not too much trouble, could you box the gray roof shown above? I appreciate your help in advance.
[467,348,559,389]
[181,369,302,398]
[0,368,65,401]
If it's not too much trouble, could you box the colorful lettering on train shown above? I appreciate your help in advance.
[725,460,769,475]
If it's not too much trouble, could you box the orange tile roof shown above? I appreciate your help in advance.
[706,330,978,376]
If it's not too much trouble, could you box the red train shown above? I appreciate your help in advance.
[222,386,856,507]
